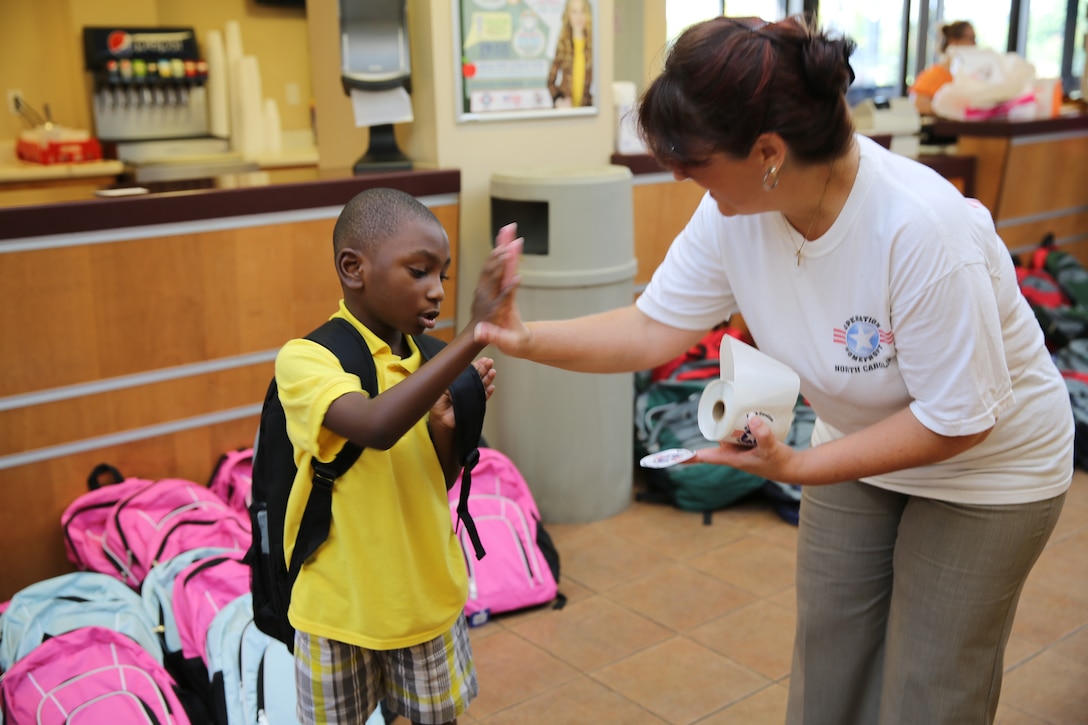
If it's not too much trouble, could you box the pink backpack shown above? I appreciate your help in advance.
[0,625,191,724]
[172,550,251,665]
[448,448,562,626]
[60,465,154,581]
[100,473,251,588]
[207,447,254,515]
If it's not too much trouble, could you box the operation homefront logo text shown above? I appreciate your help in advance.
[833,315,895,373]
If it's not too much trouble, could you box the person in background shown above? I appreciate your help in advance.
[547,0,593,108]
[476,14,1071,725]
[281,187,520,725]
[910,20,977,114]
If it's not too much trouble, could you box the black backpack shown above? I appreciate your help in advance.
[245,318,488,652]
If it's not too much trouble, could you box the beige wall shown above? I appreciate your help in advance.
[610,0,668,91]
[2,0,672,328]
[0,0,311,141]
[305,0,657,327]
[157,1,311,133]
[642,0,669,88]
[423,0,620,325]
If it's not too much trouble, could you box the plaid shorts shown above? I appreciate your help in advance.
[294,615,477,725]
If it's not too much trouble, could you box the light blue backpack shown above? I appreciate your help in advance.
[0,570,162,672]
[204,593,384,725]
[205,594,296,725]
[141,546,240,660]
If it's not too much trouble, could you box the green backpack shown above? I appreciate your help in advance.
[634,376,767,518]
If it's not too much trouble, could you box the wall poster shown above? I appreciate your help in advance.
[455,0,599,122]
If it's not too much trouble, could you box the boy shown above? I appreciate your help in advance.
[277,187,520,724]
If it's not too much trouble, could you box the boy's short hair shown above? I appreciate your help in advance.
[333,187,443,255]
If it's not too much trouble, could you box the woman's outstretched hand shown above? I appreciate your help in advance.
[690,414,802,483]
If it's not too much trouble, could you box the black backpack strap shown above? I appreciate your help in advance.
[87,463,125,490]
[415,334,488,560]
[288,322,489,577]
[287,319,376,581]
[448,371,487,559]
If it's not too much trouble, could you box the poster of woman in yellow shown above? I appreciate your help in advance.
[457,0,597,120]
[548,0,593,108]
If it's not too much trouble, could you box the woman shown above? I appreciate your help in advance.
[547,0,593,108]
[477,15,1071,725]
[910,20,976,114]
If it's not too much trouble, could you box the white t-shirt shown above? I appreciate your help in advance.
[637,135,1072,504]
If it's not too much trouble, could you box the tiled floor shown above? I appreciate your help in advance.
[459,470,1088,725]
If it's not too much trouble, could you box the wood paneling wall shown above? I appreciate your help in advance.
[631,177,706,287]
[0,202,458,600]
[957,131,1088,263]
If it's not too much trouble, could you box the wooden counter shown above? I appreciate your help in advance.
[0,167,460,239]
[0,168,461,600]
[930,113,1088,260]
[0,158,124,186]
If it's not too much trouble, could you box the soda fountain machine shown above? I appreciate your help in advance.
[82,26,256,184]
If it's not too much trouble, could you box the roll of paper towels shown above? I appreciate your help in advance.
[612,81,645,154]
[697,336,800,446]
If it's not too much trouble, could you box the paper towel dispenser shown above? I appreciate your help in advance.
[338,0,413,173]
[339,0,411,94]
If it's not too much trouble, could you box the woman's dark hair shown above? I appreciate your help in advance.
[637,14,856,169]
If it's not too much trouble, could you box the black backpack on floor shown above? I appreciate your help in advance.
[245,318,487,652]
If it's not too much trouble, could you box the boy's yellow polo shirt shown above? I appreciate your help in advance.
[276,304,467,649]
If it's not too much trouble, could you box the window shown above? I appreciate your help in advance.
[663,0,1085,101]
[819,0,908,102]
[1023,0,1068,77]
[725,0,788,19]
[1075,2,1088,92]
[940,0,1012,58]
[666,0,722,43]
[665,1,796,44]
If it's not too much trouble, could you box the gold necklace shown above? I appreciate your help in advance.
[794,159,836,266]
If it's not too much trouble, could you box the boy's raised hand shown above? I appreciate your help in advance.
[472,223,533,355]
[471,357,497,402]
[474,227,528,354]
[470,223,523,330]
[495,222,521,291]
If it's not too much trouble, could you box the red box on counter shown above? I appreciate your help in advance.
[16,137,103,165]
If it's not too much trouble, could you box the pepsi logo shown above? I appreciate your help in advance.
[107,30,132,55]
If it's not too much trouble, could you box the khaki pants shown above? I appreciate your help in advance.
[787,480,1065,725]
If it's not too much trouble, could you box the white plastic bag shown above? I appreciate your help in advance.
[932,47,1037,120]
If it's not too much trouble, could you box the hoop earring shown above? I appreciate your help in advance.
[762,165,780,191]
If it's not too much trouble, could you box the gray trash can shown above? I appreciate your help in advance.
[488,165,637,524]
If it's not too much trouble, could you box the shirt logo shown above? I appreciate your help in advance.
[833,316,895,373]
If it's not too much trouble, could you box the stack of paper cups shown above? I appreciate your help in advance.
[224,21,245,153]
[237,56,266,158]
[263,98,282,156]
[697,336,800,446]
[204,29,230,138]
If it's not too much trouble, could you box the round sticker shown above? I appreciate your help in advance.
[639,448,697,469]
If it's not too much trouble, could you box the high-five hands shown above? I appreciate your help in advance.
[474,223,529,355]
[470,223,522,331]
